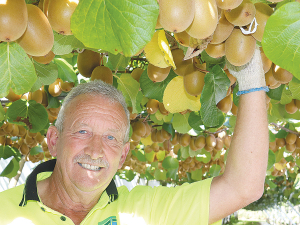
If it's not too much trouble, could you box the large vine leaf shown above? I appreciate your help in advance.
[31,61,58,92]
[140,68,177,102]
[116,73,140,113]
[0,146,21,160]
[188,111,203,132]
[107,53,131,71]
[0,42,37,97]
[6,100,48,133]
[267,84,284,101]
[172,113,192,134]
[200,65,230,127]
[54,58,77,82]
[52,32,85,55]
[289,77,300,100]
[71,0,159,57]
[0,157,19,179]
[262,2,300,79]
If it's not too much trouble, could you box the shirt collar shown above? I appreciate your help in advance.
[19,159,118,206]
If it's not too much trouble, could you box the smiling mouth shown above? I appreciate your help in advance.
[78,163,102,171]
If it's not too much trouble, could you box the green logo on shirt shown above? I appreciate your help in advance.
[98,216,117,225]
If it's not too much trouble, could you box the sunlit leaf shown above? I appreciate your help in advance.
[172,113,192,134]
[52,32,85,55]
[0,157,19,179]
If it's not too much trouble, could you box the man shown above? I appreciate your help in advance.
[0,48,269,225]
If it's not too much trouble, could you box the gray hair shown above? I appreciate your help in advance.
[55,80,130,143]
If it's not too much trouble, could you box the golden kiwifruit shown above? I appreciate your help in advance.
[5,88,21,102]
[43,0,50,15]
[91,66,113,84]
[206,134,216,148]
[0,0,28,42]
[130,142,136,150]
[186,0,218,39]
[161,129,170,140]
[35,132,45,143]
[155,16,162,29]
[155,129,165,143]
[28,89,43,104]
[10,124,19,137]
[215,137,224,150]
[194,135,206,149]
[158,0,195,33]
[224,70,237,86]
[224,0,256,26]
[295,137,300,149]
[158,102,169,115]
[131,68,144,82]
[172,48,193,76]
[147,63,171,82]
[269,141,277,152]
[224,135,231,148]
[269,82,281,90]
[276,138,285,148]
[260,48,272,73]
[170,132,179,145]
[272,65,293,84]
[216,0,243,10]
[48,107,60,117]
[183,64,205,96]
[130,132,141,142]
[151,142,160,152]
[3,122,13,134]
[18,125,26,137]
[32,51,55,64]
[189,138,198,151]
[295,100,300,109]
[211,11,234,44]
[286,133,297,145]
[61,81,74,92]
[180,133,191,147]
[127,107,137,120]
[251,3,273,42]
[144,145,153,153]
[19,143,29,155]
[77,49,101,78]
[204,144,214,152]
[132,121,146,137]
[174,31,190,47]
[143,122,152,138]
[47,0,78,35]
[38,0,44,10]
[193,57,206,71]
[205,42,226,58]
[265,69,278,87]
[217,95,233,114]
[151,129,158,142]
[146,99,159,114]
[285,100,298,114]
[231,102,238,116]
[16,4,54,57]
[225,28,256,66]
[48,78,63,97]
[27,130,37,138]
[286,143,296,153]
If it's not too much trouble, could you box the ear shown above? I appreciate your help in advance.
[118,142,130,169]
[47,126,59,157]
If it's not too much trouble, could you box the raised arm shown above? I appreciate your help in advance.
[208,48,269,224]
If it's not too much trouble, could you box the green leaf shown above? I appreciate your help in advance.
[280,86,293,105]
[289,77,300,100]
[156,150,165,161]
[267,150,276,170]
[201,51,226,69]
[188,111,203,131]
[0,157,19,179]
[196,149,211,164]
[30,146,44,156]
[0,42,37,97]
[265,178,277,189]
[31,61,58,92]
[166,168,178,180]
[275,129,288,138]
[172,113,192,134]
[54,58,77,82]
[180,146,190,159]
[136,150,146,162]
[52,32,85,55]
[162,156,179,169]
[233,84,239,106]
[209,164,221,177]
[162,123,174,137]
[124,170,135,181]
[6,100,48,133]
[71,0,159,57]
[44,85,61,109]
[0,105,5,121]
[267,84,284,101]
[269,130,276,142]
[0,146,21,159]
[107,53,131,71]
[145,151,155,163]
[200,65,229,127]
[154,169,167,181]
[191,168,202,181]
[262,2,300,79]
[116,73,140,113]
[140,68,177,102]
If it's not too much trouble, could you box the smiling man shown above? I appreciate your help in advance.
[0,48,269,225]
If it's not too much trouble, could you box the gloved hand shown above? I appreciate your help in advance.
[226,47,268,96]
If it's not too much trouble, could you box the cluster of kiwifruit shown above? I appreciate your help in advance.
[130,119,152,149]
[0,121,52,163]
[121,151,148,175]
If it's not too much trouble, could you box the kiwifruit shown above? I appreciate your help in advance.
[43,0,50,15]
[186,0,218,39]
[0,0,28,42]
[156,129,165,143]
[48,78,63,97]
[260,48,272,73]
[224,0,256,26]
[3,122,13,134]
[18,125,26,137]
[5,88,21,102]
[269,141,277,152]
[32,51,55,64]
[131,68,144,82]
[146,99,159,114]
[224,70,237,86]
[158,0,195,33]
[38,0,44,10]
[217,95,232,113]
[193,57,206,71]
[144,145,153,153]
[10,124,19,137]
[19,143,29,155]
[130,132,141,142]
[272,65,293,84]
[132,121,146,137]
[16,4,54,57]
[161,129,170,140]
[47,0,78,35]
[183,64,205,96]
[155,17,162,29]
[269,82,281,90]
[61,81,74,92]
[127,107,138,120]
[211,11,234,44]
[147,63,171,82]
[35,132,45,143]
[216,0,243,10]
[286,143,296,153]
[158,102,169,115]
[251,3,273,42]
[224,135,231,148]
[174,31,190,47]
[225,28,256,66]
[172,48,193,76]
[215,137,224,150]
[231,102,238,116]
[170,132,179,145]
[285,100,298,114]
[77,49,101,78]
[151,129,158,142]
[179,133,191,147]
[206,134,216,148]
[48,107,60,117]
[295,100,300,109]
[276,138,285,148]
[286,133,297,145]
[204,144,214,152]
[265,69,279,87]
[28,89,43,104]
[189,138,198,151]
[194,135,206,149]
[205,42,226,59]
[151,142,160,152]
[143,122,152,137]
[91,66,113,84]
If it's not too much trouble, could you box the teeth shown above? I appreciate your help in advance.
[78,163,101,171]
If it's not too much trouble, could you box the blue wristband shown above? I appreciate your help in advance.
[237,86,269,96]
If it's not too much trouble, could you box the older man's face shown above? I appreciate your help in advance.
[51,94,129,193]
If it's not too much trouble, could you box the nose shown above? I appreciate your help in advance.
[84,134,104,159]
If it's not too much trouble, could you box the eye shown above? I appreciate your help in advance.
[107,135,115,140]
[78,130,87,134]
